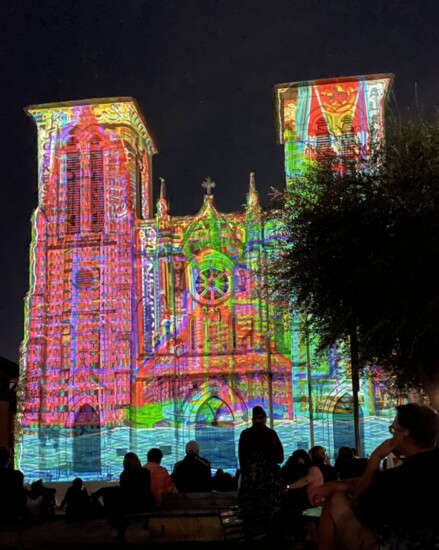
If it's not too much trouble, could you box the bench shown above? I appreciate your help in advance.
[120,491,241,542]
[148,492,240,542]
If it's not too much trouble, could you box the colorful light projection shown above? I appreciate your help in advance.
[274,74,393,179]
[273,74,394,450]
[17,79,395,482]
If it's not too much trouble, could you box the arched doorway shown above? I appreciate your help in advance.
[195,397,237,470]
[332,393,365,455]
[72,404,101,475]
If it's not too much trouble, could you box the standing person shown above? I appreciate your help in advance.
[171,440,212,493]
[238,405,284,540]
[143,448,175,507]
[309,404,439,550]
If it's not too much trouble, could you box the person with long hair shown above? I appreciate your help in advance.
[120,452,154,513]
[309,446,337,482]
[282,448,324,545]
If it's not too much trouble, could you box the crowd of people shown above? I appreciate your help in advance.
[0,402,438,548]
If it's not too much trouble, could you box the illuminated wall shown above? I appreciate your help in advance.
[17,77,395,481]
[274,74,392,179]
[274,75,394,452]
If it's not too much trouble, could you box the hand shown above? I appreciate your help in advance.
[307,481,340,507]
[370,439,395,465]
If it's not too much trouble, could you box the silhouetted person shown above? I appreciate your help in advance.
[26,480,56,520]
[282,448,324,542]
[0,446,25,522]
[309,445,337,482]
[238,405,284,540]
[334,446,368,480]
[212,468,235,492]
[281,449,312,486]
[143,448,175,507]
[120,452,154,513]
[60,477,91,521]
[310,404,439,550]
[115,452,154,540]
[172,440,212,493]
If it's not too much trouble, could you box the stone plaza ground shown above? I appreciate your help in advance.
[0,517,274,550]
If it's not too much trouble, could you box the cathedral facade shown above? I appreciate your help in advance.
[18,74,394,480]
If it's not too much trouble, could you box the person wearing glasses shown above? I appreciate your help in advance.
[309,403,439,550]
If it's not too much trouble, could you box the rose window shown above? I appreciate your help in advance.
[194,267,230,304]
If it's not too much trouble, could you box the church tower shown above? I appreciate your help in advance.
[18,98,156,476]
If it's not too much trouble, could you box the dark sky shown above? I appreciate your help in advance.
[2,0,439,362]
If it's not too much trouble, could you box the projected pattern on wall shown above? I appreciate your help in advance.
[274,74,394,452]
[18,76,394,481]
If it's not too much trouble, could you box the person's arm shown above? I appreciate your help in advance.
[288,466,323,489]
[60,488,70,509]
[353,439,394,499]
[308,478,359,506]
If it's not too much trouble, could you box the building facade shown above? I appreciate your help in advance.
[18,75,394,481]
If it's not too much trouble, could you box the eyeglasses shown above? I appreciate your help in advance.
[389,424,407,435]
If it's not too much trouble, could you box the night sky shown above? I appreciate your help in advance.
[2,0,439,362]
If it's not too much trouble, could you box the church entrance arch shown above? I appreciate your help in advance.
[195,397,237,470]
[332,393,365,454]
[72,404,101,475]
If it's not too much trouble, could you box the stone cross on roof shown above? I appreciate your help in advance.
[202,176,216,195]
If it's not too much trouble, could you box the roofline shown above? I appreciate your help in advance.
[273,73,394,145]
[25,96,139,114]
[24,96,158,154]
[273,73,394,92]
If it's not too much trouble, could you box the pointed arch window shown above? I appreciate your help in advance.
[315,117,331,163]
[90,136,104,231]
[61,327,71,369]
[189,318,196,352]
[231,315,237,351]
[66,136,80,233]
[339,116,356,161]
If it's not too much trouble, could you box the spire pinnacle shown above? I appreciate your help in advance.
[202,176,216,196]
[160,177,166,200]
[157,177,169,217]
[249,171,256,193]
[246,171,260,211]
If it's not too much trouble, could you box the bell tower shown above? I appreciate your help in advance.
[274,74,393,182]
[19,98,156,476]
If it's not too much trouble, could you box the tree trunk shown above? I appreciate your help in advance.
[350,328,362,456]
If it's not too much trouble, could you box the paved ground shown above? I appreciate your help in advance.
[0,518,265,550]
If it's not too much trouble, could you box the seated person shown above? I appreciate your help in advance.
[212,469,235,492]
[309,403,439,550]
[172,440,211,493]
[60,477,91,521]
[143,448,175,507]
[0,446,25,522]
[26,479,56,520]
[282,449,313,487]
[334,447,368,480]
[120,452,154,512]
[309,446,337,482]
[287,450,324,494]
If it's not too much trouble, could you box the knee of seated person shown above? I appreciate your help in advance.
[325,492,352,516]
